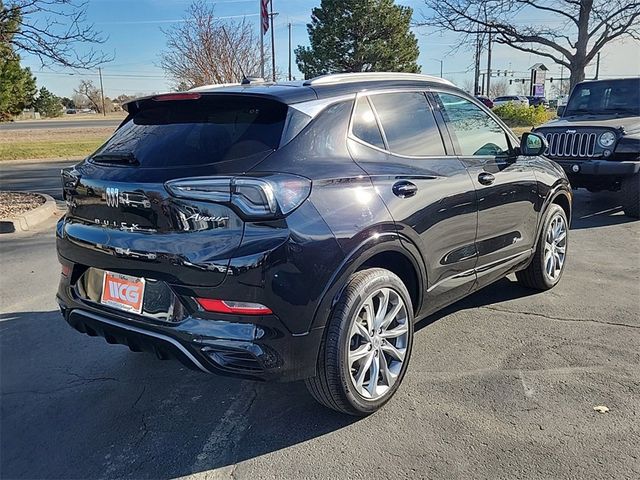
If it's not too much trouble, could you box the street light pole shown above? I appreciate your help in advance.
[486,27,492,97]
[288,22,292,81]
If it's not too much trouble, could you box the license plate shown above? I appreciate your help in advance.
[101,271,145,314]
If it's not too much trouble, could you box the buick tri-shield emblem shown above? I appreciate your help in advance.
[105,187,119,207]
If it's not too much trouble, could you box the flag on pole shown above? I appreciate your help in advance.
[261,0,270,35]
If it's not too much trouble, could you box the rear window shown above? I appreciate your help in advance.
[92,96,289,167]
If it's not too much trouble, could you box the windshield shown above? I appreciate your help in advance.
[91,95,289,168]
[564,78,640,117]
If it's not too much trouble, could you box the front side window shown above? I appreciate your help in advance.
[369,92,445,157]
[437,93,510,156]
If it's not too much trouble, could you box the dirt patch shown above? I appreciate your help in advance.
[0,191,46,218]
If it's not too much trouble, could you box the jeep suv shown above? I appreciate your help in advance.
[57,73,571,415]
[535,78,640,218]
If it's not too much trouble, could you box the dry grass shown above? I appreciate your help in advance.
[0,127,114,161]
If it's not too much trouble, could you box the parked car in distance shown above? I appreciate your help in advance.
[57,72,572,415]
[493,95,530,107]
[527,96,548,108]
[475,95,494,109]
[535,77,640,218]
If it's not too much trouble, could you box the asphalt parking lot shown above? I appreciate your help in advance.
[1,188,638,479]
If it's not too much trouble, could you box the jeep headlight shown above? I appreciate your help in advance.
[598,131,616,148]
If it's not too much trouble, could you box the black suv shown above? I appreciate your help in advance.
[57,73,571,415]
[535,78,640,218]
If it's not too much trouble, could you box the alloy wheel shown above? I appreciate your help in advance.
[347,287,409,400]
[543,214,567,281]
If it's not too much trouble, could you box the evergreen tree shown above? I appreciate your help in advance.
[34,86,62,117]
[295,0,420,79]
[0,2,37,120]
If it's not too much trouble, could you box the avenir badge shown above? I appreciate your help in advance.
[101,271,145,314]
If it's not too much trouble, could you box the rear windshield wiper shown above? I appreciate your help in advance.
[92,151,139,166]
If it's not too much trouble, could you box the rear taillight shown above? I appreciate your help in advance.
[61,264,71,278]
[196,299,272,315]
[165,174,311,220]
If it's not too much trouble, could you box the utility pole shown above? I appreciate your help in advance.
[288,22,292,81]
[269,0,276,82]
[486,27,492,97]
[98,67,106,117]
[594,52,600,80]
[260,0,265,78]
[474,33,481,95]
[439,59,443,78]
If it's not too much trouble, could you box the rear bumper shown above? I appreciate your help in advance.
[57,287,324,382]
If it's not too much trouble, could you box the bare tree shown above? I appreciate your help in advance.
[489,79,508,98]
[461,78,476,94]
[419,0,640,90]
[74,79,101,112]
[1,0,111,68]
[159,0,269,89]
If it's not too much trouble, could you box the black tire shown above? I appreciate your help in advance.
[305,268,414,416]
[620,174,640,219]
[516,204,568,290]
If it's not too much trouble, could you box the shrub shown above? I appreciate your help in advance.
[493,103,554,127]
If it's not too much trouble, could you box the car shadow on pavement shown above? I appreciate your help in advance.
[569,189,636,230]
[0,310,359,479]
[415,277,538,333]
[1,278,541,479]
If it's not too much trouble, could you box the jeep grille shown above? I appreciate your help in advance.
[544,131,597,158]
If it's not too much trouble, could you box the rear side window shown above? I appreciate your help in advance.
[93,96,288,167]
[369,92,445,157]
[351,96,385,149]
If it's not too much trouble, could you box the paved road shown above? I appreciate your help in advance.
[1,191,639,479]
[0,160,75,200]
[0,119,122,130]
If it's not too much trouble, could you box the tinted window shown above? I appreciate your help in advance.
[437,93,510,156]
[351,96,385,149]
[564,79,640,116]
[92,96,288,167]
[369,92,445,156]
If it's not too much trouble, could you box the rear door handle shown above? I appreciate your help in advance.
[478,172,495,185]
[392,181,418,198]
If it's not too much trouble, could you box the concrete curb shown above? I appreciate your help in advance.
[0,193,59,233]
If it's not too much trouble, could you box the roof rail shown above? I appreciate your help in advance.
[303,72,455,87]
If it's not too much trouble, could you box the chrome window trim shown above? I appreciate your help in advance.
[289,94,356,118]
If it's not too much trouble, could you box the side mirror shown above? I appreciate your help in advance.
[520,132,548,156]
[556,105,565,116]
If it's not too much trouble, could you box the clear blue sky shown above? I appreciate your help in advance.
[21,0,640,99]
